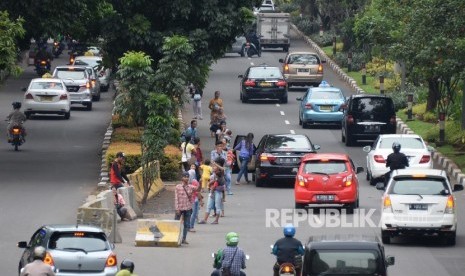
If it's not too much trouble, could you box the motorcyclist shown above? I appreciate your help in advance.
[384,142,409,185]
[272,224,305,276]
[115,259,138,276]
[35,44,53,63]
[212,232,247,276]
[245,30,261,57]
[20,246,55,276]
[6,102,27,142]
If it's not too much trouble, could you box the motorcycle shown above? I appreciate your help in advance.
[278,263,296,276]
[35,58,51,76]
[211,251,250,275]
[242,42,260,58]
[8,124,25,151]
[52,41,64,58]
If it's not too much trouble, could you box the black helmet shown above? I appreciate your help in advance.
[392,142,401,153]
[120,259,135,273]
[12,102,21,109]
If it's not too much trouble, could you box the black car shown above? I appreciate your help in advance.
[238,64,288,103]
[252,134,320,187]
[303,235,395,276]
[341,94,396,146]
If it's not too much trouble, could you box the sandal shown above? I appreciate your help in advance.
[211,221,219,224]
[198,221,206,224]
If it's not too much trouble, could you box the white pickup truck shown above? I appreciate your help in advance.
[256,12,290,52]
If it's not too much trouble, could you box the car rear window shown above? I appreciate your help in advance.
[288,54,319,65]
[389,178,449,195]
[74,58,100,67]
[351,97,394,114]
[309,90,343,100]
[49,232,109,252]
[55,70,87,80]
[309,249,380,274]
[249,67,282,79]
[265,135,311,150]
[304,160,348,174]
[30,82,64,90]
[379,137,425,149]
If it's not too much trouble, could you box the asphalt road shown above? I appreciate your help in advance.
[115,31,465,275]
[0,53,114,274]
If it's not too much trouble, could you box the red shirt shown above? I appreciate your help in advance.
[175,183,195,211]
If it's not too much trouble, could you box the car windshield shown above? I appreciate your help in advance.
[288,54,319,65]
[55,70,86,80]
[49,232,109,252]
[352,97,394,114]
[309,90,343,100]
[248,67,282,79]
[309,249,380,275]
[378,137,425,149]
[74,58,100,67]
[30,82,64,90]
[304,160,348,174]
[265,135,311,150]
[389,178,449,195]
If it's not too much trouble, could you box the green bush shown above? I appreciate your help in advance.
[424,121,465,148]
[333,51,367,71]
[280,2,299,13]
[159,154,181,181]
[310,32,336,47]
[106,152,141,175]
[294,17,320,35]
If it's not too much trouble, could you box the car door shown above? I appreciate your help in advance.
[299,90,310,119]
[23,228,48,264]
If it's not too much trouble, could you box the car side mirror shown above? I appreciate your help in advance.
[356,166,364,174]
[313,145,321,151]
[111,243,115,250]
[362,146,371,153]
[386,256,395,266]
[453,184,464,192]
[278,58,284,63]
[17,241,28,248]
[296,97,302,101]
[21,87,27,92]
[238,75,243,78]
[376,183,385,190]
[427,145,435,152]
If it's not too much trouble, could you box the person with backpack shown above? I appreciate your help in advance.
[234,133,255,184]
[211,232,247,276]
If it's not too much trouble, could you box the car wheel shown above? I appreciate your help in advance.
[283,46,289,52]
[444,232,456,246]
[369,175,378,186]
[381,231,391,244]
[255,171,263,187]
[341,130,345,143]
[280,95,288,104]
[241,94,248,103]
[345,131,354,146]
[346,202,356,214]
[86,103,93,111]
[64,111,71,120]
[25,112,31,119]
[101,85,109,92]
[298,115,302,126]
[366,169,370,181]
[252,173,256,181]
[295,202,306,210]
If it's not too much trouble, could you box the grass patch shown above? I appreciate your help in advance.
[345,71,378,94]
[435,145,465,170]
[396,111,432,137]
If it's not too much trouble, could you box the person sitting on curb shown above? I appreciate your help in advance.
[111,186,129,221]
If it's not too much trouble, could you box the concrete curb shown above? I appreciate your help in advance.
[291,24,465,186]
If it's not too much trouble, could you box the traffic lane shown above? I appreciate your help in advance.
[0,53,113,274]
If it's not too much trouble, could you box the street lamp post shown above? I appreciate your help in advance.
[347,52,353,72]
[361,63,367,85]
[319,24,323,38]
[407,93,414,121]
[379,75,385,95]
[439,112,446,145]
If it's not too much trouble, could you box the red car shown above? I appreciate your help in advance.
[294,153,364,213]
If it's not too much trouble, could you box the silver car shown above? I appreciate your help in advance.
[73,56,111,92]
[226,36,247,56]
[53,66,94,110]
[18,224,118,275]
[377,169,464,245]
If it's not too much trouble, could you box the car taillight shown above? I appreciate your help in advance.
[317,64,323,74]
[276,80,287,87]
[298,175,305,187]
[419,155,430,163]
[374,155,385,163]
[244,79,256,87]
[304,103,313,110]
[343,175,353,187]
[59,94,68,100]
[445,195,454,214]
[347,115,354,124]
[105,253,117,267]
[44,252,54,266]
[390,115,396,125]
[25,93,33,100]
[260,153,277,163]
[283,64,289,74]
[383,195,392,211]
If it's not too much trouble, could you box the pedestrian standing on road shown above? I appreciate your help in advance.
[215,121,228,144]
[225,149,235,195]
[182,120,198,143]
[210,108,227,139]
[110,152,131,189]
[111,186,129,221]
[200,159,213,192]
[189,83,203,120]
[209,90,224,121]
[175,172,196,244]
[234,133,255,185]
[199,158,225,224]
[189,178,203,232]
[211,140,227,163]
[223,129,233,149]
[20,246,55,276]
[193,137,203,181]
[181,138,196,172]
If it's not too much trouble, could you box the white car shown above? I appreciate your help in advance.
[363,134,434,185]
[87,46,101,56]
[377,169,463,245]
[73,56,111,92]
[23,78,71,119]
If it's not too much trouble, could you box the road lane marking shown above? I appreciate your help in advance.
[285,120,290,125]
[276,103,280,107]
[290,130,295,134]
[280,111,285,116]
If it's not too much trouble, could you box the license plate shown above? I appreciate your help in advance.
[260,82,273,87]
[319,105,332,111]
[409,204,427,210]
[364,125,380,132]
[41,96,53,102]
[279,158,299,164]
[316,195,335,201]
[298,68,309,72]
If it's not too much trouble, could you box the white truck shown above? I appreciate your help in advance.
[256,12,290,52]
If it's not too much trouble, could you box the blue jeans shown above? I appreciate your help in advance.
[175,209,192,242]
[225,168,232,194]
[190,198,199,229]
[236,156,250,182]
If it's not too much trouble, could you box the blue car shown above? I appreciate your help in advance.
[297,81,345,128]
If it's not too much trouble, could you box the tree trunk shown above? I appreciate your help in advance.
[462,85,465,130]
[426,78,439,112]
